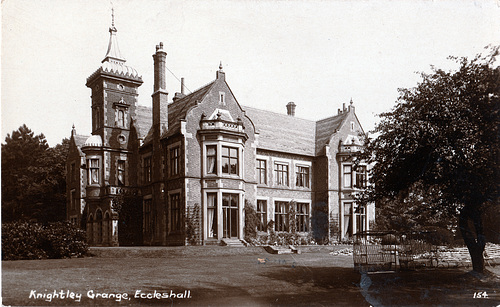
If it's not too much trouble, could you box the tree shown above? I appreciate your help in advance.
[359,46,500,273]
[1,125,68,223]
[111,191,143,245]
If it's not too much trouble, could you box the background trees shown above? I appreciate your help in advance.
[360,47,500,273]
[2,125,68,223]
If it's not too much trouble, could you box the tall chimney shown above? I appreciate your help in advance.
[152,42,168,134]
[286,102,296,116]
[181,77,185,95]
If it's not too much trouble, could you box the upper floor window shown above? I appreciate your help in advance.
[144,157,152,183]
[222,146,238,175]
[343,165,352,188]
[206,145,217,174]
[88,158,99,185]
[355,165,367,188]
[118,110,125,127]
[170,147,180,176]
[70,162,76,183]
[117,160,125,185]
[296,166,310,188]
[257,159,267,184]
[274,163,289,186]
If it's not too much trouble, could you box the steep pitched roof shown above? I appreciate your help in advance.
[135,105,153,139]
[243,106,316,156]
[315,113,348,155]
[74,134,89,148]
[165,81,215,138]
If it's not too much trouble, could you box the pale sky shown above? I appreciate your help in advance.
[2,0,500,146]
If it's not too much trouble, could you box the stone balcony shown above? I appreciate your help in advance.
[200,119,244,133]
[199,118,247,141]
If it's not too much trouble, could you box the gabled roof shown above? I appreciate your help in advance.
[74,133,89,148]
[165,81,215,138]
[315,113,348,155]
[243,106,316,156]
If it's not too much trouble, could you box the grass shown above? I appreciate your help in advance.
[2,245,500,306]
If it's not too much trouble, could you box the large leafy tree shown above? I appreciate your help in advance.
[360,47,500,273]
[2,125,68,223]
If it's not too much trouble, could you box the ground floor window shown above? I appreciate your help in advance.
[170,194,181,231]
[207,193,217,238]
[274,201,288,232]
[222,193,239,238]
[295,203,309,232]
[343,202,353,238]
[256,200,267,231]
[355,204,366,234]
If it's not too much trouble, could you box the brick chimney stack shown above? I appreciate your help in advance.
[286,102,296,116]
[152,42,168,135]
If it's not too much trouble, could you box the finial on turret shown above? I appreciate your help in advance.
[219,61,223,71]
[350,97,353,105]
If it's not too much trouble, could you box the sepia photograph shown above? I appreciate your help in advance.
[2,0,500,305]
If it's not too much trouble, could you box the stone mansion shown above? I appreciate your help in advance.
[66,22,375,246]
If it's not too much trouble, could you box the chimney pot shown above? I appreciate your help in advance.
[181,77,185,95]
[286,102,296,116]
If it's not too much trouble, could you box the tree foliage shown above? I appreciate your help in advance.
[1,125,68,223]
[111,191,143,246]
[359,46,500,272]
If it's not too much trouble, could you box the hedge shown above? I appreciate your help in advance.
[2,221,88,260]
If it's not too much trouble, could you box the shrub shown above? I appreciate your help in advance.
[244,200,259,241]
[2,221,88,260]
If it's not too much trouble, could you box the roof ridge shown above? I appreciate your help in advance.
[242,105,315,123]
[316,112,346,123]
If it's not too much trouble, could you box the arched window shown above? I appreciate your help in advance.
[118,110,124,127]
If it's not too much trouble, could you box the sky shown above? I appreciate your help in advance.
[2,0,500,146]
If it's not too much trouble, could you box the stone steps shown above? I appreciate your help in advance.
[221,238,246,247]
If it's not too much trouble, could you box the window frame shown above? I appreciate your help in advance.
[295,202,309,232]
[257,159,267,185]
[256,199,267,231]
[87,158,100,185]
[274,201,289,232]
[221,145,238,175]
[170,146,180,177]
[144,156,152,183]
[355,165,367,189]
[206,145,217,175]
[117,160,125,186]
[295,165,310,188]
[274,163,289,186]
[170,193,182,232]
[343,164,352,188]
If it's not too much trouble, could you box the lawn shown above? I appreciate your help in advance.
[2,246,500,306]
